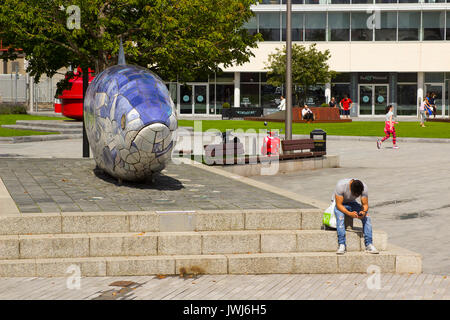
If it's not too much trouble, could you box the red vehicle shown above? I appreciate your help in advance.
[261,122,281,156]
[58,67,95,120]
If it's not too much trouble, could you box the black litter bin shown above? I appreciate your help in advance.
[310,129,327,153]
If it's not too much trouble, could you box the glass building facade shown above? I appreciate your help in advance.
[171,3,450,117]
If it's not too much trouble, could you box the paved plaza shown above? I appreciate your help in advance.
[0,159,310,213]
[0,133,449,299]
[0,274,448,300]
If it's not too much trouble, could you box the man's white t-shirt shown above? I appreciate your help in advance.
[302,108,312,117]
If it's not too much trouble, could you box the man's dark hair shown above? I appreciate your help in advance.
[350,180,364,197]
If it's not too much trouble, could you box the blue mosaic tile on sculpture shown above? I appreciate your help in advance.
[129,94,145,108]
[114,95,134,122]
[106,79,119,98]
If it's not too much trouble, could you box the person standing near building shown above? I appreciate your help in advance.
[278,96,286,111]
[419,97,427,127]
[430,92,437,118]
[377,104,399,149]
[329,97,337,108]
[339,94,352,119]
[333,178,379,255]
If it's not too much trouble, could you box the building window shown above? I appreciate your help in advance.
[240,84,260,108]
[215,84,234,112]
[329,0,350,3]
[447,12,450,41]
[375,12,397,41]
[243,16,258,37]
[328,12,350,41]
[305,13,326,42]
[397,84,417,116]
[398,73,418,83]
[351,12,373,41]
[282,13,303,41]
[281,0,304,3]
[423,12,445,41]
[261,84,281,108]
[398,12,420,41]
[352,0,374,3]
[258,12,280,41]
[331,84,351,106]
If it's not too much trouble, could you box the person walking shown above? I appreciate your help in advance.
[339,94,352,119]
[333,178,379,255]
[377,104,399,149]
[419,97,427,127]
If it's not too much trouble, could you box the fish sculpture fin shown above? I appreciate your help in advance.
[118,38,126,65]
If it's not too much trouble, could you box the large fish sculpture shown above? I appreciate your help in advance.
[83,44,177,182]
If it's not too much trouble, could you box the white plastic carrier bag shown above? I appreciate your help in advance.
[323,201,337,229]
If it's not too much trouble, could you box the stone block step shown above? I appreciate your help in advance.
[0,245,421,277]
[0,209,323,235]
[0,230,388,260]
[1,124,82,134]
[15,120,82,129]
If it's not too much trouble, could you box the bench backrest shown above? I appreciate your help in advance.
[281,139,315,152]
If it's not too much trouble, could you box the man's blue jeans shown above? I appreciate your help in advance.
[334,201,373,247]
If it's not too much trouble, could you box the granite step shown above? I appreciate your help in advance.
[0,230,388,260]
[0,245,421,277]
[2,124,81,134]
[0,209,324,235]
[15,120,82,129]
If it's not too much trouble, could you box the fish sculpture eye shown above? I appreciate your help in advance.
[121,114,126,130]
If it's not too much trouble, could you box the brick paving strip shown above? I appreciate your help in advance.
[0,274,448,300]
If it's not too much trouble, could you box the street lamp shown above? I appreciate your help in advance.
[285,0,292,140]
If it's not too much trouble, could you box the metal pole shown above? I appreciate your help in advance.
[82,67,90,158]
[285,0,293,140]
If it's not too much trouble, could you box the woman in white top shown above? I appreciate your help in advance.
[419,97,427,127]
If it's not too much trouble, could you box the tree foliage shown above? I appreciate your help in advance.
[0,0,261,90]
[265,44,336,106]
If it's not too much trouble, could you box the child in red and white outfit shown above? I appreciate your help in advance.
[377,105,399,149]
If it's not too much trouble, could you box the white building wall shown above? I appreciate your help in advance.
[222,42,450,73]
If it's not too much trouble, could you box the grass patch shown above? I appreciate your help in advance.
[0,114,72,137]
[178,120,450,139]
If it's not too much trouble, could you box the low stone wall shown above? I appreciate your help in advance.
[218,154,339,177]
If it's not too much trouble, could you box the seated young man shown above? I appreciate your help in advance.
[333,178,379,255]
[302,105,314,122]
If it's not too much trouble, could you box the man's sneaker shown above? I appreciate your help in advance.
[336,244,346,255]
[365,244,379,254]
[393,145,400,149]
[376,139,381,149]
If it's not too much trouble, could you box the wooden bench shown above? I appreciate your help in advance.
[280,139,326,161]
[204,142,245,158]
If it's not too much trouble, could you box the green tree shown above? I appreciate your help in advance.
[265,44,336,106]
[0,0,262,89]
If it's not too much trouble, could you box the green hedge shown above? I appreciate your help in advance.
[0,104,27,115]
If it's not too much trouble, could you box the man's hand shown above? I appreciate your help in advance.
[357,211,368,219]
[348,211,360,219]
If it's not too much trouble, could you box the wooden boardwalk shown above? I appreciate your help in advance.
[0,274,448,300]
